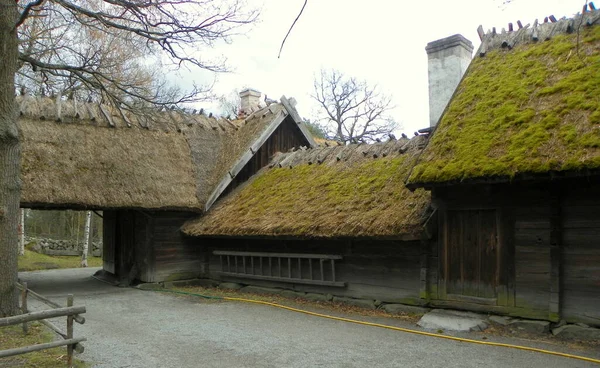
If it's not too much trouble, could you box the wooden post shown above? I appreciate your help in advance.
[21,282,28,334]
[66,294,74,368]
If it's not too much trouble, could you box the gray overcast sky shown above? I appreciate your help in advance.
[179,0,584,135]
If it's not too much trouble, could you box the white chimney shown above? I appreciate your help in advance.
[426,34,473,127]
[239,88,261,117]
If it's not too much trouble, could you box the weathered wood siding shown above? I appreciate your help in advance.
[225,118,309,195]
[562,183,600,325]
[432,178,600,325]
[149,212,203,282]
[102,210,117,274]
[202,238,424,305]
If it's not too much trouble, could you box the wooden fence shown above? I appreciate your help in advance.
[0,282,87,367]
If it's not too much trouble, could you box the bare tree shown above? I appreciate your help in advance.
[0,0,257,316]
[312,69,399,144]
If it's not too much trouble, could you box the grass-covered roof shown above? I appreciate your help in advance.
[408,12,600,187]
[18,96,294,210]
[182,137,432,238]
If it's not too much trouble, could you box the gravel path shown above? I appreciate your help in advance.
[18,268,600,368]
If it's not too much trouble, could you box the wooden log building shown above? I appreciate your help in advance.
[17,10,600,327]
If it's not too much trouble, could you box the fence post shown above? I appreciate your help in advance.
[21,282,28,334]
[66,294,73,368]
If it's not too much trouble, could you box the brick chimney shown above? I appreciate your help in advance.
[239,88,261,117]
[426,34,473,127]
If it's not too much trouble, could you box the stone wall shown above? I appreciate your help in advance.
[26,236,102,257]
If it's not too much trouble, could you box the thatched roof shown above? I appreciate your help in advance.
[408,10,600,187]
[19,96,309,211]
[182,136,432,239]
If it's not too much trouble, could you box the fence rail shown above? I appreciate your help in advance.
[0,283,87,367]
[214,251,346,287]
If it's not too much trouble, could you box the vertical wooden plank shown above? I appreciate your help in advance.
[549,188,562,322]
[331,260,336,282]
[66,294,74,368]
[287,257,292,278]
[102,211,117,274]
[308,259,313,280]
[298,258,302,279]
[479,210,498,299]
[419,238,429,300]
[320,259,324,281]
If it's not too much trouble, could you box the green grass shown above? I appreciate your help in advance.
[0,323,87,367]
[18,250,102,272]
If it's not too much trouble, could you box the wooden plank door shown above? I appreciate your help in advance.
[445,209,499,303]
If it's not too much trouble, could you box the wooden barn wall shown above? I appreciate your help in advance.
[432,185,548,319]
[149,211,204,283]
[561,182,600,325]
[432,178,600,325]
[224,118,309,196]
[201,238,424,305]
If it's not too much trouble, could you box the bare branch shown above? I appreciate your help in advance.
[278,0,307,58]
[312,68,399,144]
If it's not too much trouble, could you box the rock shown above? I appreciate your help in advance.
[168,279,219,288]
[508,319,550,334]
[240,286,282,295]
[417,309,488,332]
[332,296,376,310]
[136,282,163,290]
[280,290,306,299]
[552,319,567,329]
[552,324,600,340]
[219,282,243,290]
[489,315,513,326]
[381,304,430,316]
[304,293,332,302]
[575,323,590,328]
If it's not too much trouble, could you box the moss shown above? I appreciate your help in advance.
[185,145,431,237]
[409,24,600,184]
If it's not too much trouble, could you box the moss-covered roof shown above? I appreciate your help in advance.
[408,12,600,186]
[182,137,432,238]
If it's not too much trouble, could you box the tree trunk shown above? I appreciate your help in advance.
[0,0,21,317]
[19,208,24,256]
[81,211,92,267]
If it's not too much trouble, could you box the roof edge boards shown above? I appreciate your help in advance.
[280,95,317,148]
[203,110,287,212]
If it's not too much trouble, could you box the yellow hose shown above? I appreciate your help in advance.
[223,296,600,365]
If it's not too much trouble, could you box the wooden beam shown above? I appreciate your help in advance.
[280,96,316,148]
[0,338,87,358]
[0,306,86,327]
[204,111,287,212]
[217,272,346,287]
[214,250,342,260]
[16,284,85,324]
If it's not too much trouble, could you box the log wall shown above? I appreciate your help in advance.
[203,238,425,305]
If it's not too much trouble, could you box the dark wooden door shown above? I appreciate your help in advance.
[445,210,499,302]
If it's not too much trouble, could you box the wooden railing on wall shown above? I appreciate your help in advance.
[0,283,87,367]
[214,251,345,287]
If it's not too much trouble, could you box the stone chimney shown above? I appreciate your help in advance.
[426,34,473,127]
[239,88,261,117]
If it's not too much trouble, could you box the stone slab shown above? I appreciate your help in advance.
[382,304,430,316]
[489,315,513,326]
[240,286,283,295]
[552,325,600,340]
[280,290,306,299]
[135,283,163,291]
[332,296,376,310]
[417,309,488,332]
[304,293,332,302]
[167,279,220,288]
[508,320,550,334]
[219,282,243,290]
